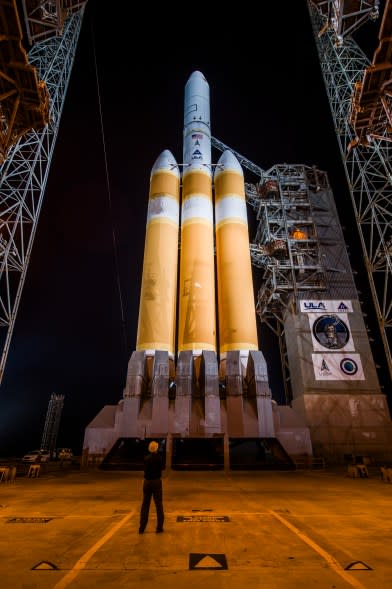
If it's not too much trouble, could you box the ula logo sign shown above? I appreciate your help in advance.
[300,300,353,313]
[303,302,326,310]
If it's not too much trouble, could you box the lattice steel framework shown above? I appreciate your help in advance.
[309,0,392,380]
[0,7,85,384]
[211,139,332,322]
[211,139,337,404]
[41,392,64,454]
[247,165,329,313]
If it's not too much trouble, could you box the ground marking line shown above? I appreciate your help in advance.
[270,510,366,589]
[51,510,134,589]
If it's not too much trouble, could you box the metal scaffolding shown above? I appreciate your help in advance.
[40,392,65,454]
[211,137,358,404]
[248,167,328,314]
[308,0,392,381]
[0,3,86,384]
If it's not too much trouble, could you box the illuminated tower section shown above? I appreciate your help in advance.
[136,150,180,358]
[178,71,216,355]
[214,150,259,373]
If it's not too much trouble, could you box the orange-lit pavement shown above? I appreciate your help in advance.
[0,465,391,588]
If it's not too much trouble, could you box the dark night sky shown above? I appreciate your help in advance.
[0,1,389,456]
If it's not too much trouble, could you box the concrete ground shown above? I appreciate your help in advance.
[0,462,391,588]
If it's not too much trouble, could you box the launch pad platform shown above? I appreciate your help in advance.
[0,463,390,588]
[98,436,295,471]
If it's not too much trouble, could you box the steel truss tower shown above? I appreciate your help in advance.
[41,392,65,454]
[308,0,392,381]
[0,6,85,384]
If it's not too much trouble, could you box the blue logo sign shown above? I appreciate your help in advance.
[340,358,358,375]
[304,302,326,310]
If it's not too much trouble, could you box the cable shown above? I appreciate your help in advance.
[91,17,128,363]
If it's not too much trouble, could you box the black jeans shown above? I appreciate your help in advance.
[139,478,164,531]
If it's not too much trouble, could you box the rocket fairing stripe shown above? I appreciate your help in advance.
[150,171,179,196]
[214,171,244,197]
[181,196,214,224]
[136,155,180,358]
[215,196,248,226]
[220,342,259,353]
[182,170,212,195]
[147,217,178,228]
[137,343,174,353]
[184,123,211,135]
[146,196,179,225]
[179,343,216,352]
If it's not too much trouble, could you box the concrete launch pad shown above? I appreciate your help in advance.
[99,436,295,471]
[0,463,391,588]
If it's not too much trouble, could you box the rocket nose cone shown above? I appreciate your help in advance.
[186,70,208,86]
[151,149,179,177]
[214,150,243,177]
[185,70,209,92]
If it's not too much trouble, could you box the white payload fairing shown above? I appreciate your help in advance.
[136,70,259,376]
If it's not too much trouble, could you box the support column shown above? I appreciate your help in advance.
[225,350,245,436]
[173,350,194,435]
[247,350,275,437]
[121,350,146,437]
[150,351,169,435]
[200,351,221,434]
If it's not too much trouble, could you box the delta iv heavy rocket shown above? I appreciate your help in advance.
[137,71,258,368]
[128,70,274,440]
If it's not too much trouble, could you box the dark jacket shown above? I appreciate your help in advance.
[144,452,162,480]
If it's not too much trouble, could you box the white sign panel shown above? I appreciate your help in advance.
[312,353,365,380]
[308,313,355,352]
[300,300,353,313]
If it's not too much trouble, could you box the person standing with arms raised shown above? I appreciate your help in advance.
[139,441,164,534]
